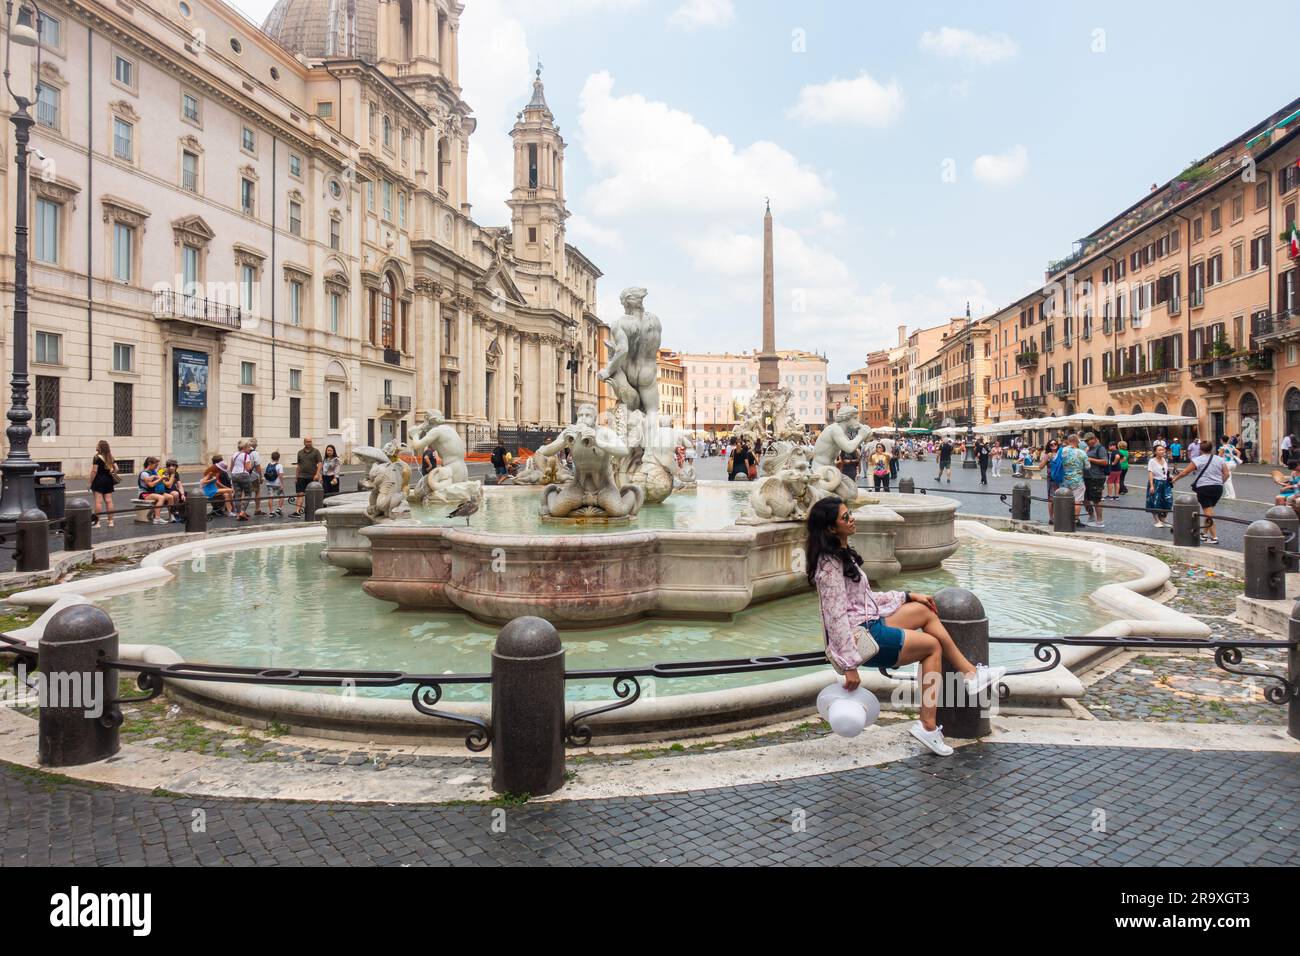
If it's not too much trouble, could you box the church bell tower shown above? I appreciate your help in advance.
[508,65,567,273]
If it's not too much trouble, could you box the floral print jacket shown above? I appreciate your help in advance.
[814,554,906,672]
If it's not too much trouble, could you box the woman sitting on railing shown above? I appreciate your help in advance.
[807,496,1006,757]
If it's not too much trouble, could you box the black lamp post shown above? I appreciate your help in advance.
[0,1,42,525]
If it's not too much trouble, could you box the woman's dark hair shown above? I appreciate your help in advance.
[805,496,864,586]
[325,444,337,458]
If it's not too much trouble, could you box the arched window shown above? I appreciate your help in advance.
[380,273,396,349]
[1181,398,1197,418]
[1131,404,1143,415]
[383,115,392,149]
[1105,406,1115,416]
[1154,402,1168,415]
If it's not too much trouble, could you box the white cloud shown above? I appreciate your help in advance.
[501,0,646,24]
[786,72,904,128]
[919,27,1017,65]
[668,0,735,30]
[459,0,533,222]
[567,215,625,251]
[972,145,1029,186]
[578,71,834,220]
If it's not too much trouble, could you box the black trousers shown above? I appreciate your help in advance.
[978,460,988,482]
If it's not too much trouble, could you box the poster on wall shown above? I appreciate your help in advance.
[174,349,209,409]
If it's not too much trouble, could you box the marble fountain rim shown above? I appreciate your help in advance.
[0,520,1203,745]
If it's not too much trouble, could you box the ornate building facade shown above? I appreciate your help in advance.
[1,0,605,476]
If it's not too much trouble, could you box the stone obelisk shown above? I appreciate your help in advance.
[757,199,780,390]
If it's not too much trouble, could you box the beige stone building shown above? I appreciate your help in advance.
[2,0,606,477]
[907,319,962,424]
[679,348,829,434]
[656,348,685,429]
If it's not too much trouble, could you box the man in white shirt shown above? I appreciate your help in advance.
[1283,433,1293,467]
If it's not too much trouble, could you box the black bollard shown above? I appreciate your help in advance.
[63,498,92,552]
[1052,487,1075,533]
[491,616,566,796]
[185,494,207,534]
[1172,494,1200,548]
[1265,506,1299,573]
[1290,598,1300,741]
[934,588,991,739]
[303,481,325,521]
[1011,482,1031,521]
[1243,520,1286,600]
[37,604,120,766]
[16,508,49,572]
[898,477,915,495]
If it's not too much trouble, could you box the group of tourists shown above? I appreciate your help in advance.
[87,438,340,527]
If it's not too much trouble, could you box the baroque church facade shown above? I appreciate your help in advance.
[1,0,605,476]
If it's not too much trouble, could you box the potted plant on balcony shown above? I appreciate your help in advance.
[1246,351,1270,372]
[1210,336,1234,375]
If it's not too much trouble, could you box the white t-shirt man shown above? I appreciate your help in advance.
[1283,435,1293,459]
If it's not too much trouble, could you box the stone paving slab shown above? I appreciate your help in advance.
[2,742,1297,866]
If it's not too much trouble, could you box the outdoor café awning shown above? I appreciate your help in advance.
[976,412,1197,435]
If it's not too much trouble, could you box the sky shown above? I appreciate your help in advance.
[230,0,1300,381]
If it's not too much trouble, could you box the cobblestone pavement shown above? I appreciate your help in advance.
[2,743,1296,866]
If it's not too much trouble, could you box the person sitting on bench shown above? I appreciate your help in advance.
[137,457,175,525]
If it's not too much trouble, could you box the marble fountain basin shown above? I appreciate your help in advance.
[320,482,960,626]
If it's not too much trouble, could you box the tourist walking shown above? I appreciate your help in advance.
[1060,434,1090,528]
[1218,439,1240,500]
[1083,433,1108,527]
[1170,437,1183,463]
[1146,444,1173,528]
[936,439,953,483]
[491,440,508,477]
[88,439,119,528]
[322,444,342,497]
[990,443,1003,479]
[868,442,891,492]
[1117,440,1130,495]
[249,438,267,516]
[1105,441,1122,500]
[807,497,1005,757]
[293,437,323,515]
[229,441,258,521]
[976,438,991,485]
[1039,440,1062,523]
[1282,433,1294,467]
[1173,445,1229,545]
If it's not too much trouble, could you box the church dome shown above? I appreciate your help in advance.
[263,0,379,63]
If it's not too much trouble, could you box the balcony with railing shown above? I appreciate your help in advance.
[1015,394,1046,413]
[383,348,401,367]
[1167,296,1181,316]
[380,393,412,414]
[1104,368,1179,393]
[152,290,242,330]
[1190,350,1273,386]
[1015,351,1039,369]
[1250,310,1300,346]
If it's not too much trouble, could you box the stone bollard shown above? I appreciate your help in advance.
[1289,599,1300,741]
[491,616,566,796]
[1051,487,1075,533]
[63,498,92,552]
[1172,494,1201,548]
[37,604,120,767]
[898,477,915,495]
[1244,520,1286,601]
[1011,482,1031,521]
[185,494,208,534]
[16,507,49,572]
[303,481,325,521]
[934,588,991,739]
[1265,506,1299,573]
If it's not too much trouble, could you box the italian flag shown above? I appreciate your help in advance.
[1292,222,1300,260]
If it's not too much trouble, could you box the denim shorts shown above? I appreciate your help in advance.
[860,618,905,669]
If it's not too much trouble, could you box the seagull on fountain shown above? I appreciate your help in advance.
[447,490,482,526]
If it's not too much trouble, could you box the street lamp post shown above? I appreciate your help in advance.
[0,2,43,525]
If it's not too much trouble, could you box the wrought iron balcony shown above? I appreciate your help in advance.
[380,394,412,413]
[1190,350,1272,385]
[1015,394,1046,412]
[1015,351,1039,369]
[1105,368,1178,392]
[384,347,401,367]
[151,290,242,330]
[1250,310,1300,345]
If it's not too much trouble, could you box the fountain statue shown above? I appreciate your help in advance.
[406,409,480,505]
[598,287,661,419]
[733,387,805,446]
[537,403,646,519]
[811,404,871,500]
[355,442,412,520]
[737,440,825,524]
[507,449,564,485]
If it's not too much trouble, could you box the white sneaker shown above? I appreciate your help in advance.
[152,517,168,525]
[964,664,1008,697]
[1091,521,1105,528]
[910,721,954,756]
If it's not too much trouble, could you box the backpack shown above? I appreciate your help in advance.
[1048,448,1065,484]
[264,462,279,482]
